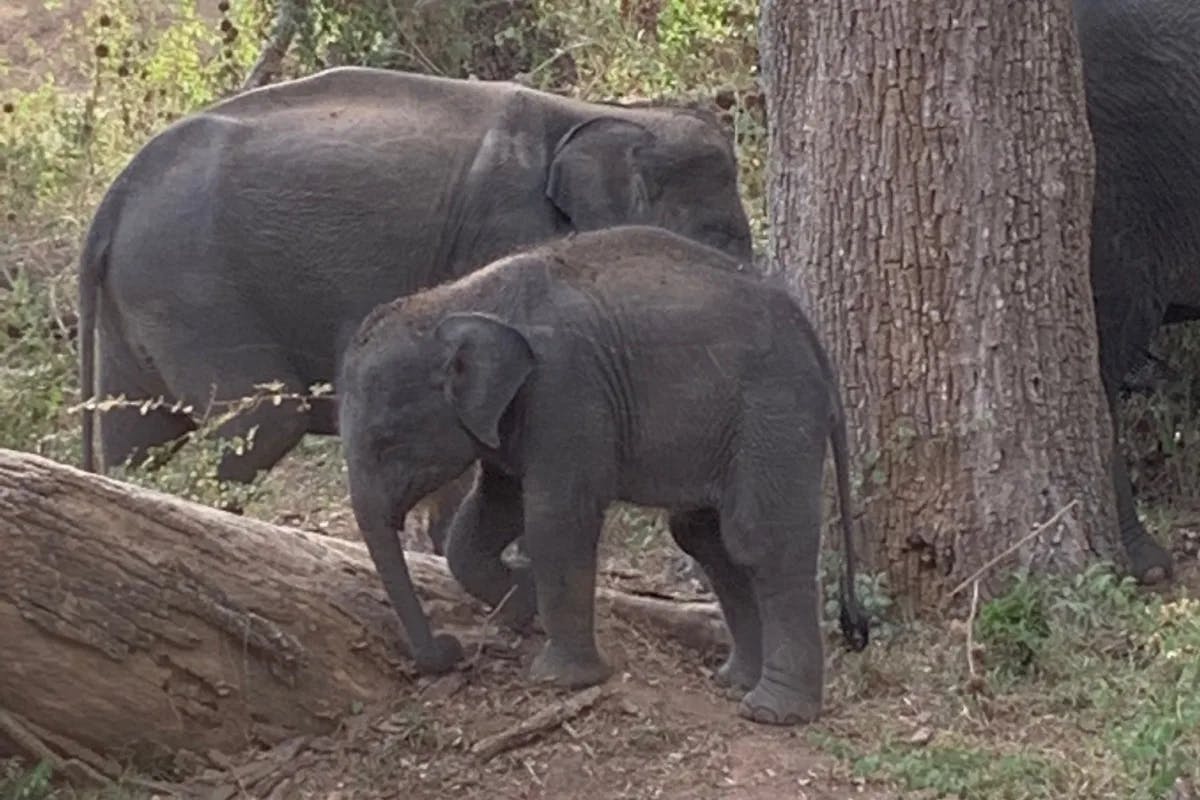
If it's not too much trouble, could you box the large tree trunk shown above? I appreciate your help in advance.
[759,0,1121,611]
[0,449,726,775]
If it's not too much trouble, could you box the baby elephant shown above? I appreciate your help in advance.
[338,225,870,725]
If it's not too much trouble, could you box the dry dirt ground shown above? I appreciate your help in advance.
[176,440,889,800]
[177,578,885,800]
[179,439,1200,800]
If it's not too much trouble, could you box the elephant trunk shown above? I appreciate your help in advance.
[349,477,465,674]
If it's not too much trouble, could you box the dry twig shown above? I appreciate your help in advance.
[467,583,523,667]
[965,581,980,680]
[949,499,1080,597]
[471,686,606,762]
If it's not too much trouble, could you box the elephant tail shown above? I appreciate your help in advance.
[78,187,118,473]
[829,379,870,652]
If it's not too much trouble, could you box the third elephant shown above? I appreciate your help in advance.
[1073,0,1200,583]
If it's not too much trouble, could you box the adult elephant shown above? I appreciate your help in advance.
[76,66,753,535]
[1075,0,1200,583]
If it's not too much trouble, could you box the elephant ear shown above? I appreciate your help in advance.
[433,312,535,449]
[546,117,656,229]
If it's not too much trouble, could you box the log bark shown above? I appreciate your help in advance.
[0,449,727,771]
[759,0,1120,611]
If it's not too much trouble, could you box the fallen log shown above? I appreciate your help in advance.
[0,449,727,773]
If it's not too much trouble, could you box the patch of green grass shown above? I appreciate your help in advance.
[0,760,146,800]
[813,564,1200,799]
[1099,595,1200,798]
[0,761,54,800]
[974,570,1053,679]
[855,743,1063,799]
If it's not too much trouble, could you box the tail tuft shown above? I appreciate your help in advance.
[839,594,870,652]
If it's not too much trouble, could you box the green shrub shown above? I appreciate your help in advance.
[0,270,78,461]
[976,566,1200,796]
[975,569,1053,678]
[0,760,54,800]
[853,744,1062,799]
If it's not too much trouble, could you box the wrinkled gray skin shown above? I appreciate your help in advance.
[1073,0,1200,583]
[76,66,753,525]
[338,225,870,726]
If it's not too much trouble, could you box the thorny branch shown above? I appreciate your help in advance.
[948,499,1081,598]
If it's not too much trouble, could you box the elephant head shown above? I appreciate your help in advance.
[545,110,754,263]
[337,310,535,673]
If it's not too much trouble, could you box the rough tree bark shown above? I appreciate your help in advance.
[758,0,1121,610]
[240,0,305,91]
[0,449,726,774]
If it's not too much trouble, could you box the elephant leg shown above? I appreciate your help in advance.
[443,465,536,629]
[1105,387,1174,583]
[153,337,310,488]
[95,318,195,472]
[207,397,308,487]
[1093,283,1174,584]
[521,477,611,689]
[98,403,194,474]
[668,508,761,692]
[422,464,479,556]
[721,419,826,726]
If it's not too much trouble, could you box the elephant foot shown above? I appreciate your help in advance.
[1128,536,1174,586]
[529,641,612,689]
[737,680,821,727]
[413,633,465,675]
[713,652,759,693]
